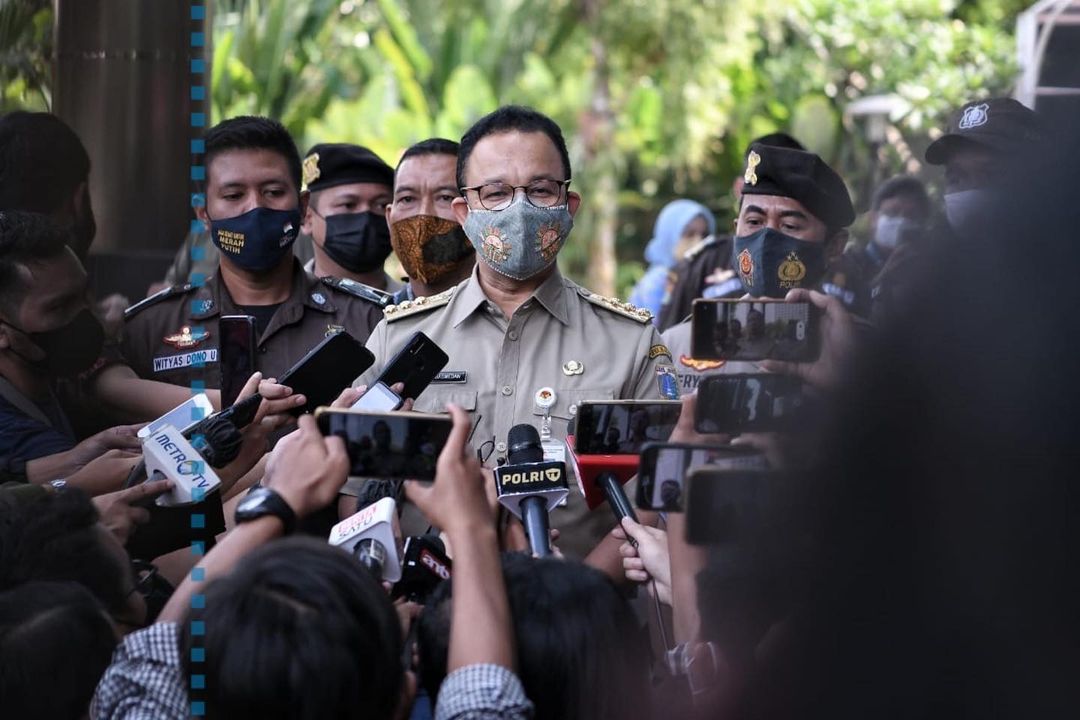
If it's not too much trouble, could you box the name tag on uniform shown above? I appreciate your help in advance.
[432,371,468,384]
[153,349,219,373]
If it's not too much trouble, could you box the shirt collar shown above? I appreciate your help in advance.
[450,265,569,328]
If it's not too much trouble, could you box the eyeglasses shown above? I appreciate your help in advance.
[460,179,571,211]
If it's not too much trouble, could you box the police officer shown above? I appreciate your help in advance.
[385,138,475,304]
[356,106,677,561]
[299,143,402,296]
[658,133,806,332]
[122,117,385,391]
[663,142,855,392]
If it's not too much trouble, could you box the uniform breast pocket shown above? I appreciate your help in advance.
[414,389,478,415]
[534,388,616,423]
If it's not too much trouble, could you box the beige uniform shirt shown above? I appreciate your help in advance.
[358,266,678,559]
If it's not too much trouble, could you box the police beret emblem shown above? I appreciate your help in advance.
[958,103,989,131]
[302,152,321,190]
[744,150,761,186]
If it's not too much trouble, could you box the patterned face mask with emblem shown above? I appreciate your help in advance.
[732,227,827,298]
[462,195,573,281]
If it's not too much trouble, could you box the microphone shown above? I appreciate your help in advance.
[141,424,222,506]
[328,496,402,582]
[392,534,452,603]
[494,424,569,557]
[565,434,640,523]
[184,414,244,468]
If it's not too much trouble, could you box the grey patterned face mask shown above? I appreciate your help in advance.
[462,195,573,280]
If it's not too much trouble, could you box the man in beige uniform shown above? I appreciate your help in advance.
[358,106,677,561]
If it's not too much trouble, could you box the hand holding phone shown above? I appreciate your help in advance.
[573,401,682,455]
[315,408,453,480]
[636,442,768,511]
[278,331,375,416]
[354,332,448,408]
[691,298,820,362]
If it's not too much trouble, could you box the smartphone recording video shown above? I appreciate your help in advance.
[278,331,375,416]
[695,374,807,434]
[636,442,768,512]
[573,400,682,455]
[691,299,818,361]
[315,409,452,480]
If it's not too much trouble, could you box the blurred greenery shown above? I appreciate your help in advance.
[1,0,1027,297]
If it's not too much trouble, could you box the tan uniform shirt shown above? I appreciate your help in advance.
[122,261,384,389]
[358,267,678,558]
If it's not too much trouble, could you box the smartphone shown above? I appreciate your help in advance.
[278,331,375,416]
[126,488,226,560]
[695,374,807,434]
[315,408,453,480]
[353,381,403,411]
[573,400,682,455]
[636,442,768,512]
[219,315,257,407]
[137,393,214,439]
[362,332,448,404]
[685,468,772,545]
[690,299,819,362]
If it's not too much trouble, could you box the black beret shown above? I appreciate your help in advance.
[924,97,1042,166]
[302,143,394,192]
[740,143,855,229]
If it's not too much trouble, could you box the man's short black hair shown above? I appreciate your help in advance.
[181,537,404,720]
[871,175,931,215]
[456,106,571,190]
[0,581,118,720]
[204,116,303,192]
[0,488,130,618]
[0,211,74,316]
[0,111,90,214]
[398,138,460,169]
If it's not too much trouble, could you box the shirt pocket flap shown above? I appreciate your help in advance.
[415,389,478,414]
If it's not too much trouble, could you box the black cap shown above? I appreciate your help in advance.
[740,143,855,229]
[302,143,394,192]
[925,98,1041,166]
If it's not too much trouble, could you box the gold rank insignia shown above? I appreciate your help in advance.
[777,251,807,288]
[744,150,761,186]
[679,354,725,371]
[384,286,456,322]
[163,326,210,349]
[302,152,321,190]
[580,290,652,323]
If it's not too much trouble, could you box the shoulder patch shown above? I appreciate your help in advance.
[578,288,652,323]
[123,283,196,321]
[384,286,455,322]
[321,277,394,307]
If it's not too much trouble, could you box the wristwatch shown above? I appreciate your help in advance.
[234,486,297,534]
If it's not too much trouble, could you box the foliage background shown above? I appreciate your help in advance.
[1,0,1028,296]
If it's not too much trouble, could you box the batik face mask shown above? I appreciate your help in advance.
[389,215,474,284]
[462,195,573,281]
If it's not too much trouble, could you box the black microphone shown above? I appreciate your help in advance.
[495,424,569,557]
[184,414,243,468]
[597,471,638,523]
[392,534,452,603]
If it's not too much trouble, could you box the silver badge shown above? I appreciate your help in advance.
[562,360,584,376]
[311,292,326,306]
[958,103,989,130]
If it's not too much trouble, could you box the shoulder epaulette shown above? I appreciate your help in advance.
[383,287,455,322]
[577,288,652,323]
[683,235,718,261]
[322,277,394,307]
[123,283,196,321]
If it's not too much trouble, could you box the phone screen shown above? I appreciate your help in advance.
[352,381,403,412]
[691,299,817,361]
[219,315,257,407]
[138,393,214,439]
[636,443,768,511]
[375,332,449,401]
[574,401,682,455]
[317,410,452,480]
[278,332,375,416]
[695,374,806,434]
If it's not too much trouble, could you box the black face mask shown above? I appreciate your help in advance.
[5,309,105,377]
[732,227,827,298]
[321,211,393,274]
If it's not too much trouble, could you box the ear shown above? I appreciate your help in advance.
[72,180,91,217]
[731,177,744,201]
[826,229,849,262]
[194,204,210,228]
[567,191,582,218]
[384,203,395,225]
[298,189,310,219]
[451,197,470,226]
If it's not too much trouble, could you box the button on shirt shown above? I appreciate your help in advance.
[358,267,676,558]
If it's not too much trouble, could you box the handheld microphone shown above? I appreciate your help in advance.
[328,496,402,582]
[565,434,640,523]
[141,424,222,506]
[392,534,452,603]
[184,414,244,468]
[494,424,569,557]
